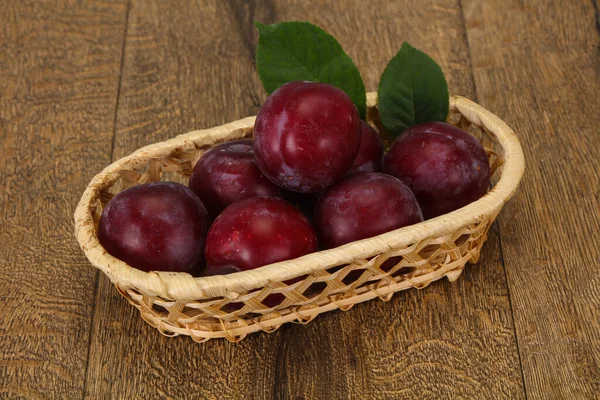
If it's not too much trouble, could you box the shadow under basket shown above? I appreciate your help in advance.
[75,93,525,342]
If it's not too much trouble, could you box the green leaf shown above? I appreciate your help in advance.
[255,21,367,118]
[378,42,449,136]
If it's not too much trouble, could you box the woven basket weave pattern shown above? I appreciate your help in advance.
[75,94,524,342]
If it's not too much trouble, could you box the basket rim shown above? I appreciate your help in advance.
[74,93,525,300]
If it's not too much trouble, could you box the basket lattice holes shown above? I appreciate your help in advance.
[87,103,505,343]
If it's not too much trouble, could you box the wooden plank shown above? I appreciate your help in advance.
[84,0,525,398]
[266,3,525,398]
[461,0,600,398]
[83,1,283,399]
[0,1,128,398]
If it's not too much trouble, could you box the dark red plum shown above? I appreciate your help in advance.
[345,121,383,176]
[383,122,490,219]
[205,196,318,275]
[98,182,210,274]
[253,81,361,193]
[189,139,289,218]
[315,172,423,249]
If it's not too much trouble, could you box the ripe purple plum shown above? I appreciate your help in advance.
[205,196,318,275]
[315,172,423,249]
[189,139,289,218]
[384,122,490,219]
[98,182,210,274]
[346,121,383,176]
[253,81,361,193]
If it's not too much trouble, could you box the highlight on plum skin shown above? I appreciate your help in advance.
[188,139,290,218]
[384,122,490,219]
[253,81,362,193]
[204,196,318,276]
[314,172,424,249]
[97,182,210,275]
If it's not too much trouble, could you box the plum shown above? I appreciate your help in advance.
[346,121,383,176]
[189,139,289,218]
[253,81,361,193]
[205,196,318,275]
[98,182,210,274]
[314,172,423,249]
[383,122,490,219]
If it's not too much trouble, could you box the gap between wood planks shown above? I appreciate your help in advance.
[81,0,132,398]
[456,0,529,397]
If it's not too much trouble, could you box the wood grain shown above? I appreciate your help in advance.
[0,0,128,398]
[462,0,600,398]
[83,0,525,399]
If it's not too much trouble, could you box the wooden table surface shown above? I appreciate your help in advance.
[1,0,599,399]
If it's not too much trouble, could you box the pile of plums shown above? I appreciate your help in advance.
[98,81,490,280]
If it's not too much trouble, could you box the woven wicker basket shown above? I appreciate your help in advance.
[75,93,524,342]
